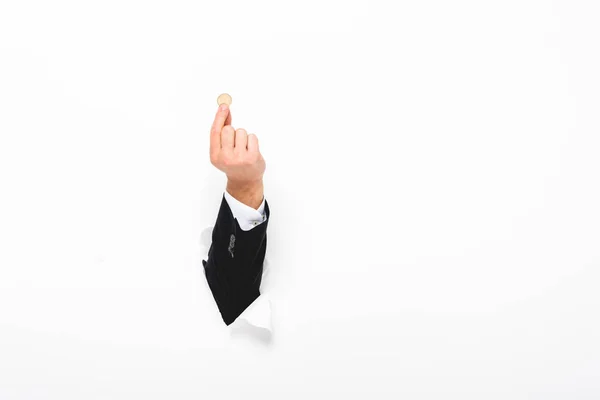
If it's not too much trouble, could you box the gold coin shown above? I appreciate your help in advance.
[217,93,232,106]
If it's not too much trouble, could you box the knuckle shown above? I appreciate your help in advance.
[222,156,233,166]
[233,146,244,156]
[223,152,240,167]
[246,152,259,164]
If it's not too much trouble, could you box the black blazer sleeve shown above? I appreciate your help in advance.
[202,193,270,325]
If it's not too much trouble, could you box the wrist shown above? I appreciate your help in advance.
[226,179,264,209]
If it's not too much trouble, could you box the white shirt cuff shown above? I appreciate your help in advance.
[223,190,267,231]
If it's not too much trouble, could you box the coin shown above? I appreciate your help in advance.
[217,93,232,106]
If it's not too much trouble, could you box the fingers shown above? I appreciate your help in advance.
[247,133,259,153]
[210,104,230,155]
[222,127,251,152]
[235,128,248,150]
[221,125,235,150]
[225,108,232,126]
[210,103,256,159]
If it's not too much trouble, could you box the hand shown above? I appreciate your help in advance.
[209,104,266,185]
[209,104,266,209]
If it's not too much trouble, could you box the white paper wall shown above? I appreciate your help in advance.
[1,0,599,398]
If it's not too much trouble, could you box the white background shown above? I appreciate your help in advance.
[1,0,599,398]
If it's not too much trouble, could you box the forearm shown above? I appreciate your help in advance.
[207,100,269,325]
[203,193,270,325]
[226,179,264,210]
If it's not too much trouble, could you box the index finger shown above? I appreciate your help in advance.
[210,104,231,153]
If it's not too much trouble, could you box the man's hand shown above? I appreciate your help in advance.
[210,104,266,209]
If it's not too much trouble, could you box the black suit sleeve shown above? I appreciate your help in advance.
[202,194,270,325]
